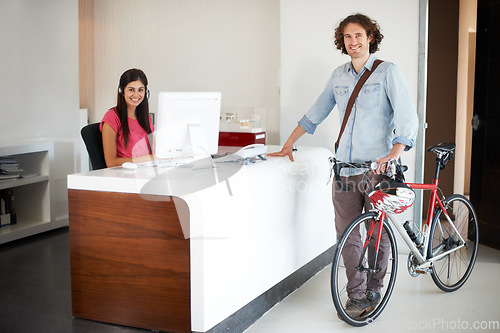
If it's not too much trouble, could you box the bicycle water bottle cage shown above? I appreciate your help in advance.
[428,143,456,170]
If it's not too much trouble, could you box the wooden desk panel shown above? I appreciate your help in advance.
[68,190,190,333]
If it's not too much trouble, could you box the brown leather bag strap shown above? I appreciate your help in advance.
[335,59,383,152]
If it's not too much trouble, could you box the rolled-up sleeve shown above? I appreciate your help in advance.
[298,115,317,134]
[298,72,337,134]
[385,64,419,151]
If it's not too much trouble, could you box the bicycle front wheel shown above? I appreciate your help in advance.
[331,212,398,326]
[428,194,479,292]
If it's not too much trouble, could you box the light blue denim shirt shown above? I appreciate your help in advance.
[298,54,418,176]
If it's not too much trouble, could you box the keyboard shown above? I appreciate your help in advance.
[137,157,195,168]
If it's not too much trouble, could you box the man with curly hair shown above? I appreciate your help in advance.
[270,13,418,319]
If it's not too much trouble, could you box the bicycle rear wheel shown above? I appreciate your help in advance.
[428,194,479,292]
[331,212,398,326]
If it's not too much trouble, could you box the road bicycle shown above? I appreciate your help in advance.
[330,142,479,326]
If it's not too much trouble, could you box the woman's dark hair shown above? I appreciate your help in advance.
[116,68,152,147]
[334,13,384,55]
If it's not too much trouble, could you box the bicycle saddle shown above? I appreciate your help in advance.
[427,142,456,154]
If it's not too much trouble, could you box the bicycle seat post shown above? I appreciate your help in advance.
[433,154,443,182]
[427,143,456,184]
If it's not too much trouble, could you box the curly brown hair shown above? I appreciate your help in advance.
[334,13,384,55]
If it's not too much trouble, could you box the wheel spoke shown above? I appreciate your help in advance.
[331,212,398,326]
[428,195,478,292]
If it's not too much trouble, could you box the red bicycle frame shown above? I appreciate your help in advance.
[408,180,441,229]
[407,156,454,230]
[364,158,453,262]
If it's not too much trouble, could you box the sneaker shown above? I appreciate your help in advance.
[365,289,381,309]
[344,297,371,318]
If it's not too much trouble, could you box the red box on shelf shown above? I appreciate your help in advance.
[218,131,266,147]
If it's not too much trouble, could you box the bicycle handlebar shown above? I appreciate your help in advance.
[329,157,408,191]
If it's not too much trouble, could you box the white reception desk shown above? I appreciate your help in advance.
[67,145,336,333]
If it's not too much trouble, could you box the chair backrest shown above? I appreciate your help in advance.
[81,123,107,170]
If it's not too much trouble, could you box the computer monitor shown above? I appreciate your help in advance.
[155,92,221,159]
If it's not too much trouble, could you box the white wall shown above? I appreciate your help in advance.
[0,0,80,223]
[0,0,80,143]
[280,0,421,247]
[80,0,281,144]
[280,0,420,181]
[0,0,420,164]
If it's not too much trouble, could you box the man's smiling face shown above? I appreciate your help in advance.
[343,23,373,61]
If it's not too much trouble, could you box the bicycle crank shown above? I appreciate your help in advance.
[407,253,421,277]
[407,253,432,276]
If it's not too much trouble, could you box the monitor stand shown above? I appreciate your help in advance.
[188,123,215,169]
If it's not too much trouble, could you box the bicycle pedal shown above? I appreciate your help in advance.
[415,269,429,275]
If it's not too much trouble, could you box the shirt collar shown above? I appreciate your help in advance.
[365,54,378,71]
[348,54,378,75]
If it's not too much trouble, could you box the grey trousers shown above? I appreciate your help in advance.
[332,172,390,299]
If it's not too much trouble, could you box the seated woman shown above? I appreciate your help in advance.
[101,68,154,167]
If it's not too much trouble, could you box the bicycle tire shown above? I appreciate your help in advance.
[331,212,398,326]
[428,194,479,292]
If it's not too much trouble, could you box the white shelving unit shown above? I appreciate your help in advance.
[0,140,69,244]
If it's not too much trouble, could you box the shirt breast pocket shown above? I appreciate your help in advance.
[334,86,349,109]
[358,83,381,110]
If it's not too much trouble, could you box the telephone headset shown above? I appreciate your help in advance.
[118,86,150,100]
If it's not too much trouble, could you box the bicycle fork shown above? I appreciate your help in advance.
[357,211,386,274]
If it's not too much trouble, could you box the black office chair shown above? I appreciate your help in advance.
[81,123,107,170]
